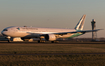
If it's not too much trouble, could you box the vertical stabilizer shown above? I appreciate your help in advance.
[74,15,86,30]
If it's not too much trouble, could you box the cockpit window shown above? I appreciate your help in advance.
[3,29,8,31]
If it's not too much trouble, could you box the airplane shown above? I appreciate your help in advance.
[1,15,101,43]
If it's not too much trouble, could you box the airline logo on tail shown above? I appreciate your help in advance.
[74,15,86,30]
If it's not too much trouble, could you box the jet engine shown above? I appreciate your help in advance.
[21,37,31,41]
[45,34,56,41]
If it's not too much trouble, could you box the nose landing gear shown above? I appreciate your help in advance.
[7,36,11,43]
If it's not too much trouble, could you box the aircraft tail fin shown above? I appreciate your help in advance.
[74,15,86,30]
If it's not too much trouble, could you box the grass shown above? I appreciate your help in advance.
[0,42,105,66]
[0,55,105,66]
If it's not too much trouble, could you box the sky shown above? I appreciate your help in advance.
[0,0,105,38]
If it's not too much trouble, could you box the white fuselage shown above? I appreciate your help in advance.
[1,26,76,38]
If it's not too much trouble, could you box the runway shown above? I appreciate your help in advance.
[0,40,105,44]
[0,41,105,56]
[0,53,105,55]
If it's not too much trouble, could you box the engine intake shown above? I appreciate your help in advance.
[45,34,56,41]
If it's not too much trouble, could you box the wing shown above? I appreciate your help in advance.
[53,29,102,35]
[27,29,102,36]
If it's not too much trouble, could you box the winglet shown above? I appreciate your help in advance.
[74,15,86,30]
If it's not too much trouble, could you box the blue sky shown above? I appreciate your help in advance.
[0,0,105,38]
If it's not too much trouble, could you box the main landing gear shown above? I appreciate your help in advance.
[38,40,45,43]
[38,40,59,43]
[51,41,59,43]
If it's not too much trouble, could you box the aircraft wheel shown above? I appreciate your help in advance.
[38,40,45,43]
[51,41,54,43]
[38,40,40,43]
[8,40,10,43]
[8,39,11,43]
[51,41,59,43]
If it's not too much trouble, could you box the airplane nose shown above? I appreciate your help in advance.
[1,31,7,36]
[1,31,3,35]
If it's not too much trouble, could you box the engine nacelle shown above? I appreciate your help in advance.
[45,34,56,41]
[21,37,31,41]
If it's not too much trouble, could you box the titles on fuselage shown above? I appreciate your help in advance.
[20,27,38,30]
